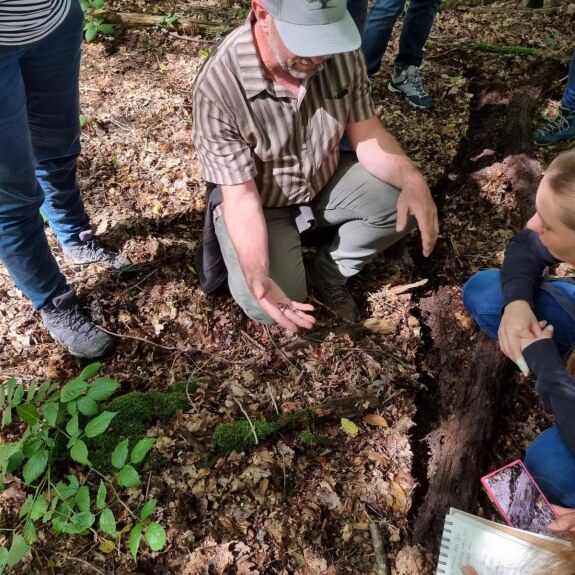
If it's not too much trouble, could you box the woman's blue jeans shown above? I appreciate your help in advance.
[357,0,441,77]
[562,50,575,110]
[463,269,575,507]
[0,0,89,310]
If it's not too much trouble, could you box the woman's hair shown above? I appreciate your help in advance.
[534,535,575,575]
[547,149,575,231]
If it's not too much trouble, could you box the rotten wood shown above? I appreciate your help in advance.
[410,287,516,545]
[101,12,225,35]
[313,391,379,421]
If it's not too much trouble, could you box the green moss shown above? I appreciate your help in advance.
[86,380,200,468]
[469,43,541,56]
[299,431,333,448]
[212,408,315,453]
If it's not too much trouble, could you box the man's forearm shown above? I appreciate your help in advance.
[221,182,268,290]
[348,116,423,189]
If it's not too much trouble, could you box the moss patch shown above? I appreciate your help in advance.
[87,380,201,468]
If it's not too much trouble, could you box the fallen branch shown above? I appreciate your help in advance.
[212,391,378,453]
[369,522,389,575]
[101,11,226,35]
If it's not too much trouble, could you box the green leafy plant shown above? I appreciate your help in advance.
[0,364,166,572]
[80,0,114,42]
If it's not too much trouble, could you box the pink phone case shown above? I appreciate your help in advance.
[481,459,557,534]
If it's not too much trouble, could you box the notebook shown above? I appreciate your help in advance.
[436,508,558,575]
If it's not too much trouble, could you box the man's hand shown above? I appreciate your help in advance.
[395,172,439,257]
[251,273,316,332]
[498,300,542,373]
[461,567,479,575]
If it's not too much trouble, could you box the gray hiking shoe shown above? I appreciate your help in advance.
[388,65,434,111]
[533,105,575,146]
[307,265,360,322]
[41,289,115,358]
[63,230,132,270]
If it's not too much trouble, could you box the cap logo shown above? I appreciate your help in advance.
[307,0,337,9]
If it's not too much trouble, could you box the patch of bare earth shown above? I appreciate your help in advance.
[1,1,574,573]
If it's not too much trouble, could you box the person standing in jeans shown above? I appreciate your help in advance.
[347,0,440,110]
[0,0,131,358]
[533,50,575,145]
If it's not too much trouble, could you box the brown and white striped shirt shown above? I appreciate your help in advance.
[192,16,375,208]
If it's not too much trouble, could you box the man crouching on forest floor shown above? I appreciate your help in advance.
[192,0,438,331]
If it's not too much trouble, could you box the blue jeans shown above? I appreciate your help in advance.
[463,269,575,360]
[347,0,368,37]
[359,0,441,76]
[562,50,575,110]
[0,1,89,310]
[525,427,575,508]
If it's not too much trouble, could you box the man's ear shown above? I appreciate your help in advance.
[252,0,269,29]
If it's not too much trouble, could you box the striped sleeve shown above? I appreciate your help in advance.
[346,50,375,124]
[192,92,255,186]
[0,0,71,45]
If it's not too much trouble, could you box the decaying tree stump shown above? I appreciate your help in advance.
[412,288,515,544]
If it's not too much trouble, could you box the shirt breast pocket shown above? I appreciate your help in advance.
[319,92,351,150]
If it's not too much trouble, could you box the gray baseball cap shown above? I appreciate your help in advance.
[261,0,361,57]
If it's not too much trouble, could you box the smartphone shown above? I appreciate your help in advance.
[481,459,557,535]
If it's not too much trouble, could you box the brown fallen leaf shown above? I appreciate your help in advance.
[388,278,428,295]
[363,413,389,428]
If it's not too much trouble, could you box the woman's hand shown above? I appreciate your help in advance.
[461,567,479,575]
[519,323,554,352]
[498,300,542,375]
[548,505,575,534]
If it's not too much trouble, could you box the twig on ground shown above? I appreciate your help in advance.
[369,522,389,575]
[56,554,107,575]
[168,31,219,43]
[240,329,267,352]
[233,398,258,446]
[267,382,280,415]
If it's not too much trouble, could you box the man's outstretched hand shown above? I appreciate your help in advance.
[251,274,316,332]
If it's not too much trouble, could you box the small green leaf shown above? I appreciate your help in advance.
[70,440,90,466]
[139,499,157,521]
[99,508,116,535]
[0,546,8,569]
[19,495,34,519]
[84,23,98,42]
[22,520,37,545]
[77,395,99,416]
[87,377,119,401]
[340,418,359,437]
[111,439,129,469]
[26,381,37,402]
[55,475,79,499]
[63,511,95,534]
[97,23,114,35]
[130,438,155,464]
[199,49,209,59]
[41,402,59,427]
[22,449,49,485]
[16,403,40,426]
[2,406,12,428]
[67,400,78,417]
[13,383,24,405]
[79,114,90,128]
[129,522,143,561]
[118,465,140,488]
[66,413,80,437]
[7,534,28,566]
[37,379,52,401]
[6,448,24,473]
[144,522,167,552]
[0,385,4,407]
[85,411,117,438]
[30,495,48,521]
[96,480,107,510]
[60,379,88,403]
[75,486,91,513]
[78,362,102,380]
[6,377,16,403]
[22,438,43,457]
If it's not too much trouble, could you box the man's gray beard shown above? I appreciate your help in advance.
[269,41,314,80]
